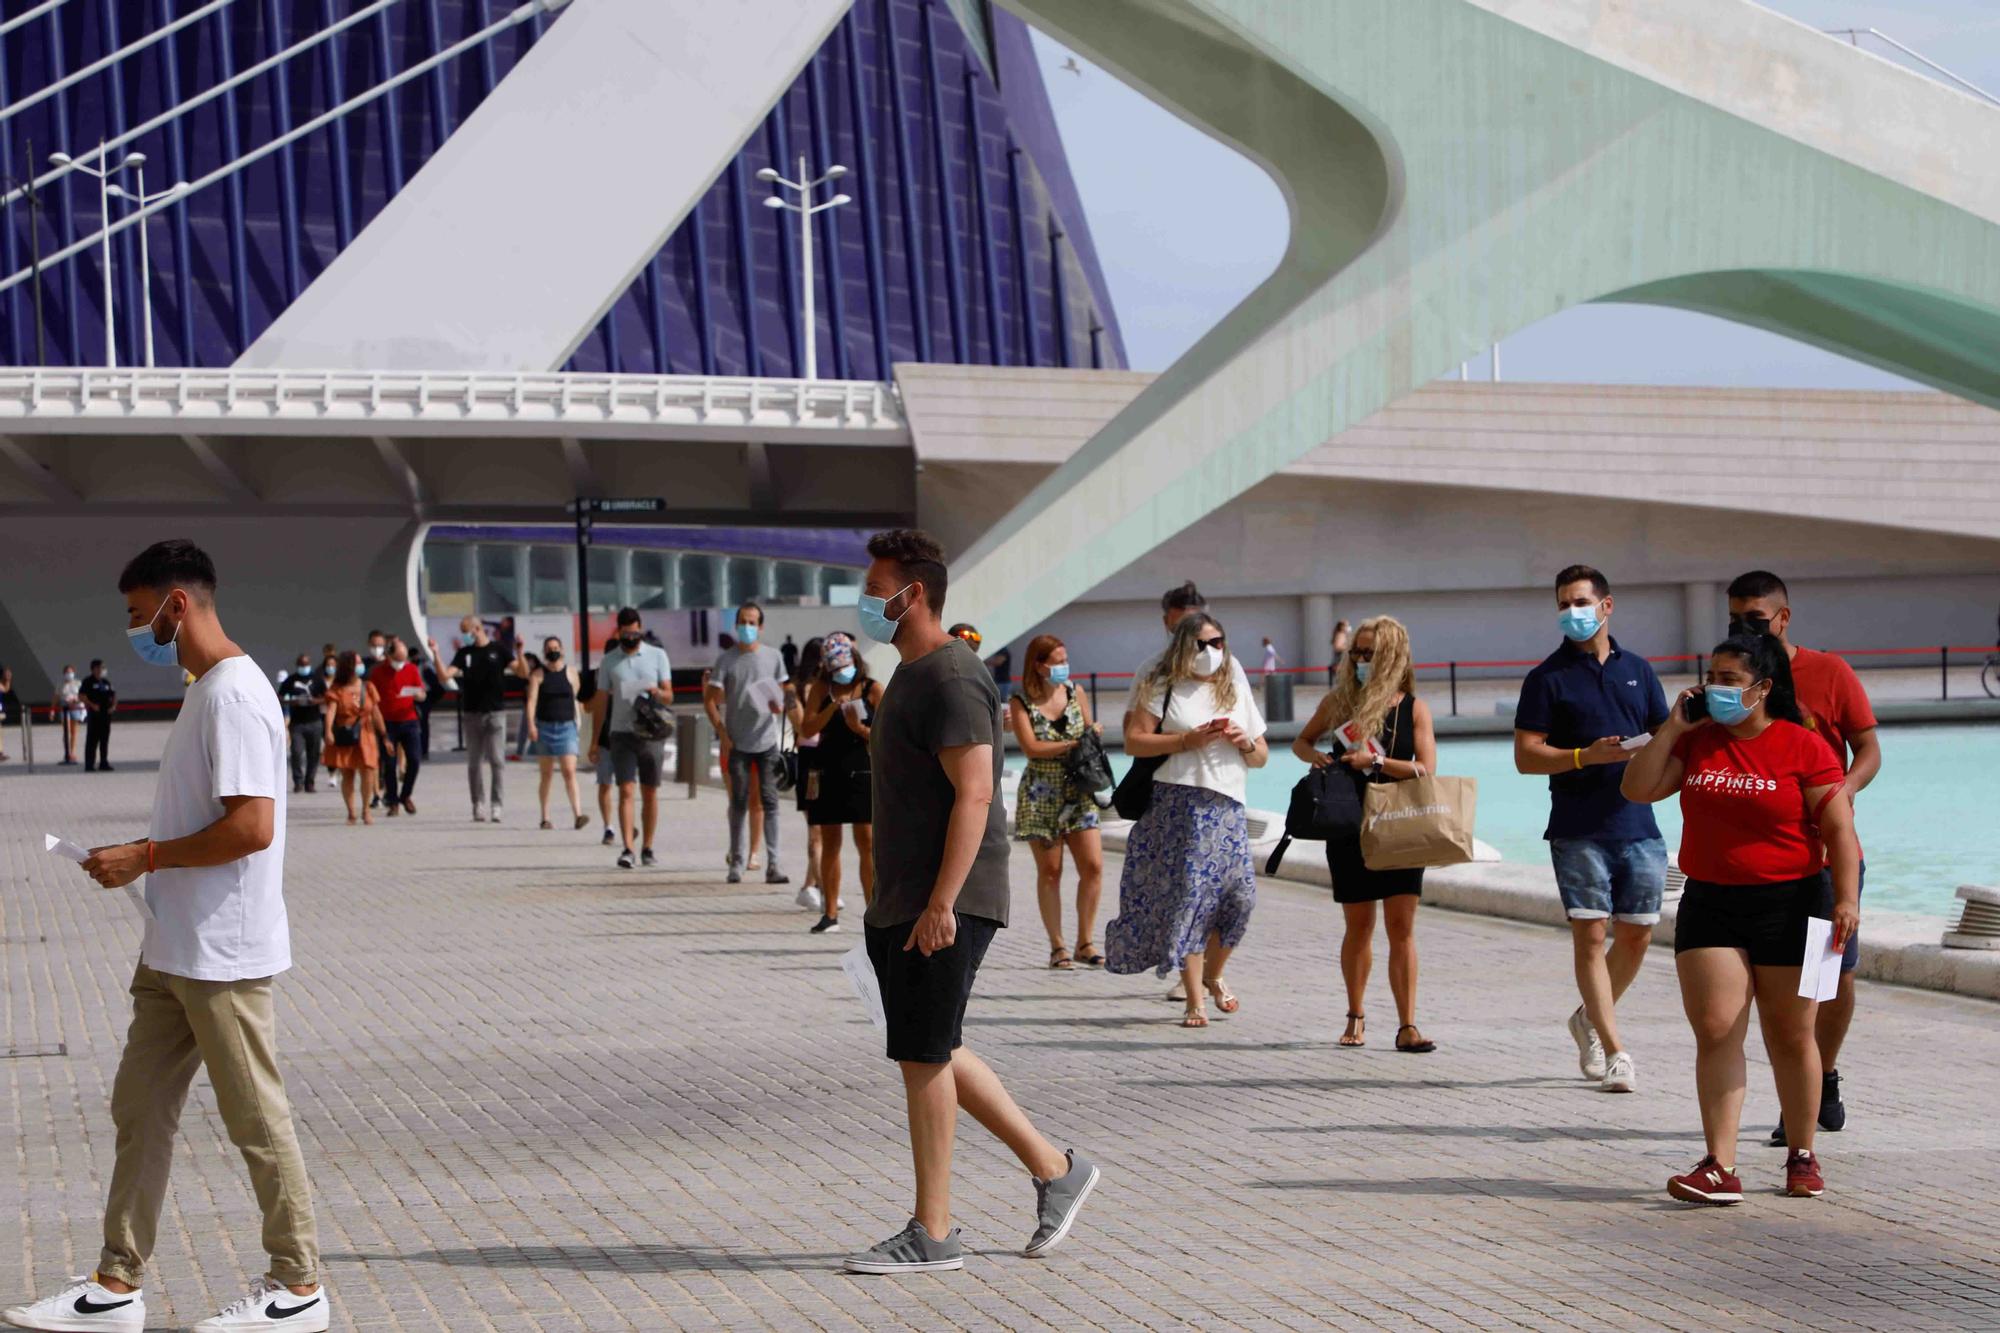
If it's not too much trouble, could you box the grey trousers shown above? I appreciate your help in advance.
[466,710,506,812]
[727,747,781,874]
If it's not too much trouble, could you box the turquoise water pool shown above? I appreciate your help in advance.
[1077,725,1996,920]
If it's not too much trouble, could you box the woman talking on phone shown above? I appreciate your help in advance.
[1621,632,1859,1206]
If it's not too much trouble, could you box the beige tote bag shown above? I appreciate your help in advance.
[1360,774,1479,871]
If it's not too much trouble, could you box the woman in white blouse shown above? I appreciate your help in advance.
[1105,613,1270,1027]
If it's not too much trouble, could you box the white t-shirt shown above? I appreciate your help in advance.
[142,654,291,981]
[1139,669,1267,806]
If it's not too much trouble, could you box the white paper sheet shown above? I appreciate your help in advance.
[1620,733,1653,751]
[841,943,888,1034]
[45,833,154,922]
[747,678,787,713]
[1797,917,1842,1001]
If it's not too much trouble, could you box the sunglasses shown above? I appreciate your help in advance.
[1349,648,1374,662]
[954,629,983,648]
[1196,635,1226,651]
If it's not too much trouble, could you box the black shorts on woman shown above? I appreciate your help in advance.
[1674,874,1832,968]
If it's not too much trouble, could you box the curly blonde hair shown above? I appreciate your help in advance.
[1321,615,1415,743]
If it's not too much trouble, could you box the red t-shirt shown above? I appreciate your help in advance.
[370,661,423,724]
[1673,720,1843,884]
[1788,647,1877,772]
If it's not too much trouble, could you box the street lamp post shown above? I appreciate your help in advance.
[759,157,852,381]
[1,139,48,365]
[49,143,143,369]
[109,164,189,369]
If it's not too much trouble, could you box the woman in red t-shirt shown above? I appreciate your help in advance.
[1622,632,1859,1207]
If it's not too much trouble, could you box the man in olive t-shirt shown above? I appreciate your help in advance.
[842,528,1098,1278]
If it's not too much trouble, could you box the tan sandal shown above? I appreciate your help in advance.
[1206,979,1240,1014]
[1339,1013,1366,1047]
[1181,1004,1209,1028]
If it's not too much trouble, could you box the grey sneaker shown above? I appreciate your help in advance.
[1024,1149,1100,1258]
[1567,1005,1606,1080]
[843,1218,964,1274]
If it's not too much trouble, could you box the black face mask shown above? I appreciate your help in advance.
[619,634,642,651]
[1729,614,1773,638]
[545,651,562,662]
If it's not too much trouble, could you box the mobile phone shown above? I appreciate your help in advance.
[1682,689,1709,723]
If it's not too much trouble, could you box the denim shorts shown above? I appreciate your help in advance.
[533,720,578,757]
[1550,836,1667,925]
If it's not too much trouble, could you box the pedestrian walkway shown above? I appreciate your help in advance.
[4,725,1998,1331]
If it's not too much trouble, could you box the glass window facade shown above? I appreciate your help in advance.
[529,547,572,612]
[632,551,674,610]
[476,546,522,613]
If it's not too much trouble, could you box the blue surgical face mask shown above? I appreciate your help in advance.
[832,664,857,685]
[857,584,913,644]
[737,623,760,645]
[126,594,184,669]
[1703,683,1760,726]
[1049,662,1071,684]
[1558,605,1601,642]
[1354,661,1373,685]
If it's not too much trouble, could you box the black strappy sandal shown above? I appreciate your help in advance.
[1048,945,1074,970]
[1395,1024,1437,1054]
[1074,940,1105,968]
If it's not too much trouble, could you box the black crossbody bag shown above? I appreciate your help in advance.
[1110,680,1175,821]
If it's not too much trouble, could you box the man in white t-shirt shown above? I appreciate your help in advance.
[4,541,327,1333]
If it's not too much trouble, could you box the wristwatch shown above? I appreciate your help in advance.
[1370,753,1386,774]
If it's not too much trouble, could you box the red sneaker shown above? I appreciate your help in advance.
[1668,1155,1743,1205]
[1785,1149,1825,1198]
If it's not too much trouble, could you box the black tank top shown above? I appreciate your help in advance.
[536,667,577,723]
[818,683,874,769]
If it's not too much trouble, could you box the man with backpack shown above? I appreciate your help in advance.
[589,608,673,869]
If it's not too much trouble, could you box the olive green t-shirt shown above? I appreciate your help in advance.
[864,639,1011,929]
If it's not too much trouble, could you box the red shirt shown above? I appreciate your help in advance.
[1788,647,1877,773]
[1673,720,1843,885]
[370,661,423,724]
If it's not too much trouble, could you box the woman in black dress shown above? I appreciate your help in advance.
[1292,616,1439,1052]
[796,633,881,933]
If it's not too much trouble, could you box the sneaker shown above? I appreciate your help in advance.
[192,1276,329,1331]
[1600,1051,1636,1094]
[795,884,825,912]
[617,850,635,870]
[843,1219,964,1275]
[726,867,743,885]
[601,826,615,846]
[2,1275,145,1330]
[1024,1149,1100,1258]
[1785,1148,1826,1198]
[765,869,790,886]
[472,806,487,823]
[488,805,502,824]
[1768,1119,1790,1148]
[1819,1070,1846,1132]
[1667,1155,1743,1206]
[1567,1005,1607,1081]
[640,848,657,867]
[810,915,841,934]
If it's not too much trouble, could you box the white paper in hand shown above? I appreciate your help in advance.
[46,833,154,922]
[747,678,787,713]
[841,943,888,1034]
[1797,917,1842,1002]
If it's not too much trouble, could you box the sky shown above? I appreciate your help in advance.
[1032,1,2000,385]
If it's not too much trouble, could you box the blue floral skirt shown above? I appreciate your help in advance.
[1106,782,1256,978]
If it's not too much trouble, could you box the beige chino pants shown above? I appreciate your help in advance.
[97,964,319,1287]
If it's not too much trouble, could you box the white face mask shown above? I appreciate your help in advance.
[1195,646,1225,677]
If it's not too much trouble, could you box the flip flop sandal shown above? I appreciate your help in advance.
[1395,1024,1438,1054]
[1338,1013,1366,1048]
[1049,946,1074,970]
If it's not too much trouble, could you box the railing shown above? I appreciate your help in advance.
[1824,27,2000,108]
[0,367,905,432]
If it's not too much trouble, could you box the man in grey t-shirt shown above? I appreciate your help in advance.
[841,529,1098,1279]
[704,602,790,886]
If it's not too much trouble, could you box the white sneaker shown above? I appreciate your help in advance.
[1567,1005,1607,1080]
[3,1275,145,1331]
[795,884,824,912]
[191,1277,328,1331]
[1601,1050,1637,1094]
[488,805,503,824]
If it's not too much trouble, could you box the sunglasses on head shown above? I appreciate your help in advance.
[954,628,983,648]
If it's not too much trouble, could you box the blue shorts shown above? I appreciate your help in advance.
[1550,837,1667,926]
[534,720,578,757]
[1825,859,1866,974]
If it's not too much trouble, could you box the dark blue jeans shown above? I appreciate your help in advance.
[381,720,424,805]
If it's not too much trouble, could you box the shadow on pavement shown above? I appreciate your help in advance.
[327,1245,845,1274]
[1253,1177,1648,1201]
[1252,1122,1694,1141]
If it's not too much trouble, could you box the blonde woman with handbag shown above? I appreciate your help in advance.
[1293,616,1439,1052]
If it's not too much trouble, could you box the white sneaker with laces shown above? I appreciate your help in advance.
[2,1275,144,1331]
[1601,1050,1637,1094]
[795,884,824,912]
[1567,1005,1607,1080]
[192,1276,328,1332]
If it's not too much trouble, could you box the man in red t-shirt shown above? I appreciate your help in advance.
[368,636,427,817]
[1728,570,1882,1143]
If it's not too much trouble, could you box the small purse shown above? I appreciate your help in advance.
[331,686,361,747]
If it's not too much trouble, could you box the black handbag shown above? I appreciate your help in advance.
[1264,764,1364,873]
[1048,687,1116,807]
[1110,680,1175,821]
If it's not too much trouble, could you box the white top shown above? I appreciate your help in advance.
[1139,669,1268,806]
[143,654,291,981]
[601,641,673,734]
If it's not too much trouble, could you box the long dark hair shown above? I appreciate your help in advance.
[1710,633,1804,726]
[798,636,825,683]
[333,649,362,688]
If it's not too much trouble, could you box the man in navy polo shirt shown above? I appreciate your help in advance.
[1513,564,1669,1095]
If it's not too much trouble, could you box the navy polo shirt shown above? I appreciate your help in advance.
[1513,636,1670,842]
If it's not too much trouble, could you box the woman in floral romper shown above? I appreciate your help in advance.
[1008,634,1107,969]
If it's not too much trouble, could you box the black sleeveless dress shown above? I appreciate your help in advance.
[807,684,876,827]
[1325,694,1424,903]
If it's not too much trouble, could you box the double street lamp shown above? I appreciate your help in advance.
[759,158,851,381]
[108,164,190,369]
[48,143,185,368]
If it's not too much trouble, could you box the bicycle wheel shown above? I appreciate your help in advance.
[1984,656,2000,699]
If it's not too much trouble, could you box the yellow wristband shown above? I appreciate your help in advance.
[1572,748,1584,770]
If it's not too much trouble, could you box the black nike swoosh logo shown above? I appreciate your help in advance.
[74,1294,137,1313]
[267,1295,322,1318]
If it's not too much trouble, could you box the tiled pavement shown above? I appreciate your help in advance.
[4,725,1999,1331]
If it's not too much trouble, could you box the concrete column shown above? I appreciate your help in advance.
[1682,580,1723,658]
[1301,592,1336,672]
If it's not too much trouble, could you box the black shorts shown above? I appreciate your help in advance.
[807,759,873,827]
[865,914,1000,1064]
[609,731,664,788]
[1674,875,1832,968]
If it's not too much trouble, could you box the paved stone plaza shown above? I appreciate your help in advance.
[4,726,1999,1331]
